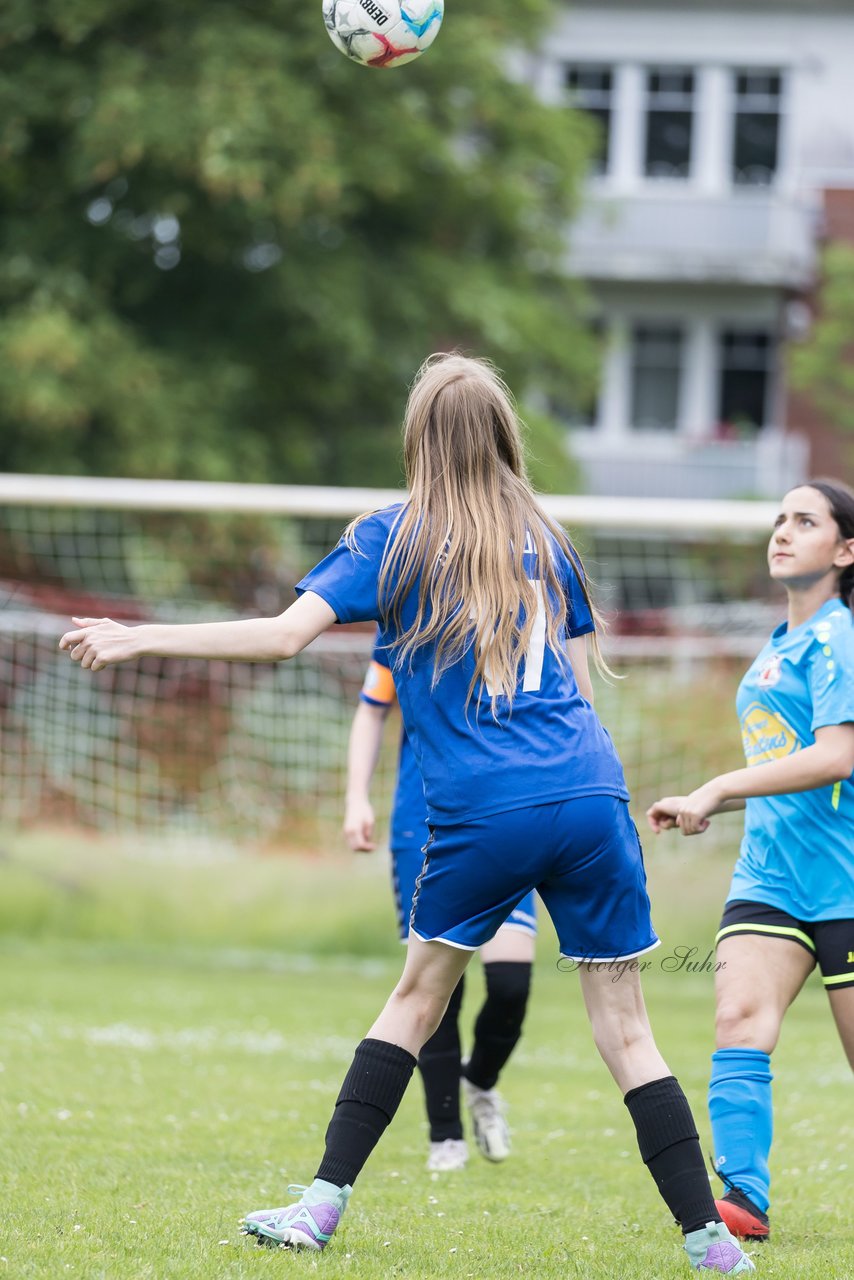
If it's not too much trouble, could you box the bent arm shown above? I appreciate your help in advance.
[658,723,854,837]
[709,723,854,804]
[59,591,337,670]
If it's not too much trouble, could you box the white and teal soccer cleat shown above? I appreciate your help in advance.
[240,1180,351,1251]
[426,1138,469,1172]
[462,1077,510,1162]
[684,1220,756,1273]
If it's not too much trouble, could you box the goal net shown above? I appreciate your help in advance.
[0,475,780,854]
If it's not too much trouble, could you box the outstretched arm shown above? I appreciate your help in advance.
[58,590,337,670]
[647,722,854,836]
[343,700,390,851]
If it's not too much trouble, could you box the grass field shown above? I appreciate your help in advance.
[2,829,852,1279]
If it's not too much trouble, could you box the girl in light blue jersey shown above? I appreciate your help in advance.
[60,353,753,1274]
[648,479,854,1243]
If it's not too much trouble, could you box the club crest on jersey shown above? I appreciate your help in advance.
[756,654,783,688]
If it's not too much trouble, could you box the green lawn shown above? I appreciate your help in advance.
[1,830,852,1278]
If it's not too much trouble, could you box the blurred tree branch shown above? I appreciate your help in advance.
[0,0,597,489]
[789,243,854,460]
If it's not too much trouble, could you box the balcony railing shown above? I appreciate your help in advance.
[568,427,809,499]
[568,189,817,286]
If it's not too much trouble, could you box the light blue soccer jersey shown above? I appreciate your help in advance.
[729,598,854,920]
[297,504,628,827]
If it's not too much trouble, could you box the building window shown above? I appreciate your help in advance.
[644,69,695,179]
[718,330,773,432]
[732,71,782,186]
[630,324,683,430]
[550,319,605,428]
[565,65,614,176]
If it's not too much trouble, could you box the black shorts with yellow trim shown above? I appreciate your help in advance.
[717,899,854,991]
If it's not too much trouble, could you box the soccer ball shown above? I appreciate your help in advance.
[322,0,444,69]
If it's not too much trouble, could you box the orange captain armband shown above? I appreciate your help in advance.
[360,659,397,708]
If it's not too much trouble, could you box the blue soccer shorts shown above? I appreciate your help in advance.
[409,793,659,962]
[392,846,537,944]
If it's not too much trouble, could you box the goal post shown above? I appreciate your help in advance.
[0,474,779,852]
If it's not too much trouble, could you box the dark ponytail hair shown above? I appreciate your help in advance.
[805,478,854,611]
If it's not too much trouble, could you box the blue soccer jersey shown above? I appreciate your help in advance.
[360,639,538,942]
[297,503,628,826]
[729,599,854,920]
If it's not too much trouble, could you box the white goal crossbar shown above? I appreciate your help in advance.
[0,473,777,534]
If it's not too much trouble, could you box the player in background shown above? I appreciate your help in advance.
[648,480,854,1242]
[345,638,536,1171]
[60,354,754,1274]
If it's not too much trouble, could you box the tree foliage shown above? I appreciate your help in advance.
[0,0,596,487]
[789,243,854,454]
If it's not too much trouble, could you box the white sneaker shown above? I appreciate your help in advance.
[462,1077,510,1162]
[426,1138,469,1172]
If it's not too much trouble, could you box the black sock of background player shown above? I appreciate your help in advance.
[418,976,465,1141]
[463,961,532,1091]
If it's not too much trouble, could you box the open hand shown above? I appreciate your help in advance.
[59,617,141,671]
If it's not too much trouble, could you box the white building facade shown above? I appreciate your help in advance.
[536,0,854,497]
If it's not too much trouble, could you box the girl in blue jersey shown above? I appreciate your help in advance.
[60,354,753,1273]
[345,638,537,1171]
[648,480,854,1243]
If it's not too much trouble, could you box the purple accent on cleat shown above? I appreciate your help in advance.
[289,1203,341,1245]
[243,1202,340,1250]
[698,1241,749,1272]
[685,1220,754,1273]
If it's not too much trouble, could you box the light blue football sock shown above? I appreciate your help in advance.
[708,1047,773,1213]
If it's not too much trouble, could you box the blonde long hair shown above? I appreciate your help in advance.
[350,353,609,710]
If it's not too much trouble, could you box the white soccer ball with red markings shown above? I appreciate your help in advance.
[322,0,444,68]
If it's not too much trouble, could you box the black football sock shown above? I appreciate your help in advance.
[624,1075,720,1235]
[315,1038,417,1188]
[418,976,465,1141]
[463,961,532,1091]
